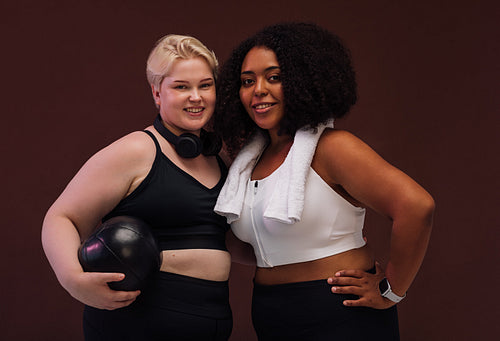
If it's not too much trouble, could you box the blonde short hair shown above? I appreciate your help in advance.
[146,34,218,91]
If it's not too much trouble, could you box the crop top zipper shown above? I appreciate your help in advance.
[249,180,272,267]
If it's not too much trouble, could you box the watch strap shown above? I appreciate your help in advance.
[380,278,406,303]
[383,289,406,303]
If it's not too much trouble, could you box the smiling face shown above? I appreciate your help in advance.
[153,57,215,136]
[239,47,285,135]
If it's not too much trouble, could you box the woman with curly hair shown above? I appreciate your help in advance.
[214,22,434,340]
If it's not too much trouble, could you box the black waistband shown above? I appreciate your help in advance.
[137,271,232,319]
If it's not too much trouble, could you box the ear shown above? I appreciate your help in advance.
[151,84,160,97]
[151,85,161,106]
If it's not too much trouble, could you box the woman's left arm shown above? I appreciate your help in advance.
[316,130,435,309]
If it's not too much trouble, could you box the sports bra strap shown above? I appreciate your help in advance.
[143,130,161,151]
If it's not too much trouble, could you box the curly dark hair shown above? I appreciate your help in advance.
[214,22,357,157]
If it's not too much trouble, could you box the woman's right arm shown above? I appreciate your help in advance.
[41,131,154,310]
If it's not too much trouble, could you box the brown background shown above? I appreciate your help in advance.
[1,0,498,340]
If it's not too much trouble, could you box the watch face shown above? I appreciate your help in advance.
[379,278,389,294]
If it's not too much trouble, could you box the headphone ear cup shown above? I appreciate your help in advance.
[176,133,203,158]
[153,114,202,158]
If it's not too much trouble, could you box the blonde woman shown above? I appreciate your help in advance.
[42,34,232,340]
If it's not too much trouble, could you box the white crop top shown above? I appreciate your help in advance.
[231,167,366,268]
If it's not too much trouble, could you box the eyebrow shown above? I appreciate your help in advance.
[241,66,280,75]
[172,78,214,83]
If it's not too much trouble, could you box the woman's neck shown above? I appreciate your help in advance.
[266,130,294,155]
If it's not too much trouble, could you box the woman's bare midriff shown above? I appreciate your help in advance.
[160,249,232,281]
[254,245,374,285]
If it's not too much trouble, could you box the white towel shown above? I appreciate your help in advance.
[214,119,334,224]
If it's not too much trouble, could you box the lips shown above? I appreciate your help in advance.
[252,102,275,114]
[184,107,204,114]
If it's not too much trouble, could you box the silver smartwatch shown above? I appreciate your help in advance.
[378,278,406,303]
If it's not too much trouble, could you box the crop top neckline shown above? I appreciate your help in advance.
[160,152,226,192]
[149,129,226,193]
[250,166,363,210]
[250,152,286,183]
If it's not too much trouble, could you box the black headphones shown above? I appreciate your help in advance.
[153,114,222,158]
[153,115,203,158]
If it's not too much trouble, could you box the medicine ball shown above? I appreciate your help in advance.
[78,216,162,291]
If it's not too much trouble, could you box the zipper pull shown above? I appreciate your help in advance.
[254,181,258,194]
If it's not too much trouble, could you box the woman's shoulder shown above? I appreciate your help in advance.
[109,128,155,152]
[316,128,367,157]
[90,128,157,168]
[313,128,377,182]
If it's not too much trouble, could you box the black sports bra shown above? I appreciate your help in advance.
[103,130,230,251]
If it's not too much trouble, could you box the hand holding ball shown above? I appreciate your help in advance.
[78,216,162,291]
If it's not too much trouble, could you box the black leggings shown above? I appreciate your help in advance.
[83,271,232,341]
[252,276,400,341]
